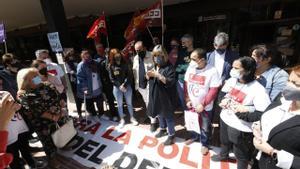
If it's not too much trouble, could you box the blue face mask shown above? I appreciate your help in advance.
[154,56,164,65]
[32,76,42,85]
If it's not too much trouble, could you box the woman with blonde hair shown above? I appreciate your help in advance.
[17,68,67,162]
[147,45,177,145]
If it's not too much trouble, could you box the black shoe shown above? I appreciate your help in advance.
[155,129,168,138]
[164,135,175,145]
[150,123,158,132]
[211,154,236,162]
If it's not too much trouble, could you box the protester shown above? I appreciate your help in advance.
[35,49,67,93]
[184,48,221,154]
[175,34,195,110]
[64,49,82,114]
[32,60,65,94]
[168,38,179,65]
[251,44,289,101]
[77,50,108,119]
[108,48,138,127]
[94,43,106,62]
[5,92,40,168]
[209,32,239,161]
[17,68,67,164]
[253,65,300,169]
[0,53,22,98]
[217,57,271,168]
[147,45,177,145]
[0,92,21,169]
[207,32,239,82]
[132,41,157,132]
[95,43,119,121]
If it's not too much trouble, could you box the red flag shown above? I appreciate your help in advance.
[123,1,162,40]
[144,1,162,27]
[87,14,108,39]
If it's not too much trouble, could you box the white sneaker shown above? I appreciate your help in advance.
[100,114,110,121]
[119,118,125,128]
[112,116,118,122]
[130,117,139,126]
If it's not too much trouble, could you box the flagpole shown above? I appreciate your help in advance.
[103,11,110,49]
[146,26,154,41]
[4,41,7,53]
[161,0,164,47]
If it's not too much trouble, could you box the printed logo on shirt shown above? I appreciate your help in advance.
[114,71,120,76]
[188,84,202,97]
[48,69,58,76]
[188,73,206,85]
[228,88,246,103]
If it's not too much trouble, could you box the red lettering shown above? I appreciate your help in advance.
[138,136,158,149]
[102,127,115,140]
[201,151,210,169]
[179,146,198,168]
[221,161,230,169]
[84,122,101,135]
[157,143,179,159]
[113,130,131,145]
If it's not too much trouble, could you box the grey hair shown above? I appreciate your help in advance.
[181,34,193,42]
[214,32,229,46]
[35,49,49,58]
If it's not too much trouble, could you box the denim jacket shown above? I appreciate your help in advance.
[257,66,289,101]
[76,61,102,99]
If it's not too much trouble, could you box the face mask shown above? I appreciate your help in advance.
[189,60,198,68]
[43,58,52,64]
[32,76,42,85]
[154,56,164,65]
[230,68,241,79]
[39,68,48,76]
[115,57,121,65]
[282,84,300,101]
[137,51,146,59]
[171,45,178,49]
[216,49,226,55]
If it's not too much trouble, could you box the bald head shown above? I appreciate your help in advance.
[134,41,145,52]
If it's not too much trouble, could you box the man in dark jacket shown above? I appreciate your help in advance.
[208,32,239,162]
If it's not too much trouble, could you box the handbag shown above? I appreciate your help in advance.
[51,118,77,148]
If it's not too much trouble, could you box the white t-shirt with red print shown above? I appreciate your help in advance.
[184,64,221,111]
[47,62,65,83]
[220,78,271,132]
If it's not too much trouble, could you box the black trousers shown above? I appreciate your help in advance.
[103,85,118,117]
[6,132,35,169]
[78,95,104,116]
[221,119,255,169]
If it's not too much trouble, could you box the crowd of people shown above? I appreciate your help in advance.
[0,31,299,169]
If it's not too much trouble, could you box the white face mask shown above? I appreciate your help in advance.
[189,60,198,68]
[230,68,241,79]
[43,58,52,64]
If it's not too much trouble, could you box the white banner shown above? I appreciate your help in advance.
[184,110,201,134]
[59,118,236,169]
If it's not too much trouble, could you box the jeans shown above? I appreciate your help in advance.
[189,111,212,147]
[158,115,175,136]
[176,81,186,110]
[113,85,134,118]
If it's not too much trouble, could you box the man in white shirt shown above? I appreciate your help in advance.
[184,48,221,154]
[35,49,67,90]
[132,41,157,132]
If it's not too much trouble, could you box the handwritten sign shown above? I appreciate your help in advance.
[47,32,63,52]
